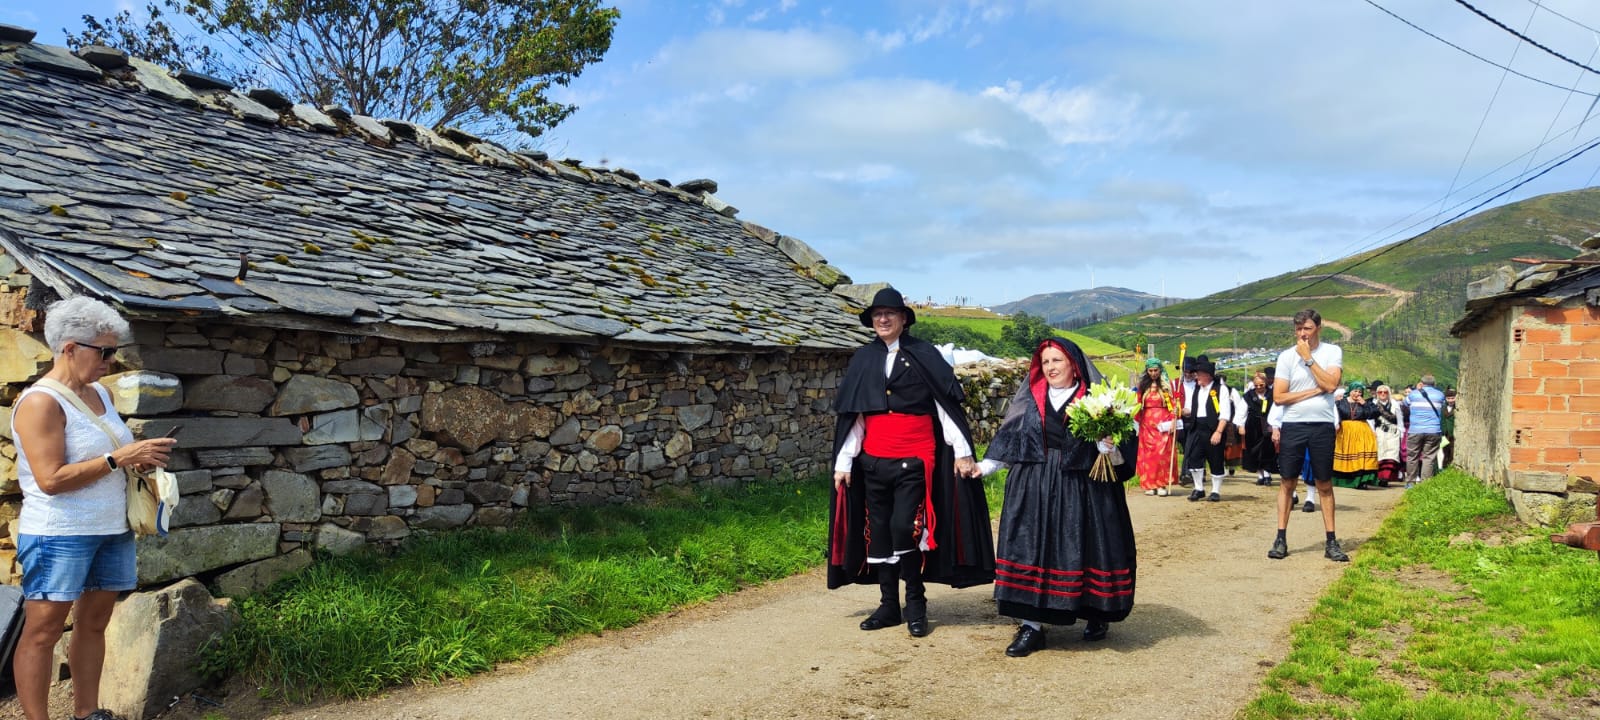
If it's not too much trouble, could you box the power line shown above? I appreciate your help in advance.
[1323,112,1599,263]
[1360,0,1599,97]
[1442,1,1539,216]
[1525,0,1600,36]
[1453,0,1600,76]
[1158,133,1600,346]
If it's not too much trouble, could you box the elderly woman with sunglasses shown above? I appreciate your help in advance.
[10,297,177,720]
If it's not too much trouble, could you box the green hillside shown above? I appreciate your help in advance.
[1077,187,1600,387]
[913,315,1138,380]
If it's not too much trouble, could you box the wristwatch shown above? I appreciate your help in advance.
[1302,358,1314,367]
[103,453,118,470]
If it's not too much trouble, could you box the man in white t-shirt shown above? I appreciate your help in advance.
[1267,309,1348,562]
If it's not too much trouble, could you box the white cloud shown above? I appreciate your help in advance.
[814,164,902,183]
[867,29,905,52]
[960,128,1008,148]
[981,81,1180,146]
[651,28,861,85]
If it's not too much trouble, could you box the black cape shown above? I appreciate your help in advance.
[826,333,996,590]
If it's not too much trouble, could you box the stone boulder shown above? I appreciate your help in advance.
[421,385,506,451]
[104,370,184,415]
[213,549,312,598]
[184,374,275,413]
[270,374,360,416]
[101,579,237,720]
[0,328,52,384]
[136,523,281,586]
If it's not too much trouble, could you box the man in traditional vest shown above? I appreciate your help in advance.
[1180,356,1245,502]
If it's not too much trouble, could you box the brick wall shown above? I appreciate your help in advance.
[1507,303,1600,482]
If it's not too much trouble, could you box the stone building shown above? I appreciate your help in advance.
[0,27,871,594]
[1450,237,1600,526]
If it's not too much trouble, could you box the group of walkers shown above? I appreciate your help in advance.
[826,291,1456,659]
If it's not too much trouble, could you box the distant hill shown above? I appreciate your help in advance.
[993,287,1182,327]
[1076,187,1599,387]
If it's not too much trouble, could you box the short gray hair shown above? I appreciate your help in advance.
[1420,374,1436,387]
[44,297,129,353]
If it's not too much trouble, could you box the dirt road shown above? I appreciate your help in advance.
[242,479,1403,720]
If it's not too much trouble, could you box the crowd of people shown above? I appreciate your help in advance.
[828,291,1456,659]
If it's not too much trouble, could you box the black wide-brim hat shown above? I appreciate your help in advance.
[859,287,916,328]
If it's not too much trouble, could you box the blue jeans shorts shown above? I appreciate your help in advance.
[16,532,137,602]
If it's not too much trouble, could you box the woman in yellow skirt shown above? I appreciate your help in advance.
[1332,382,1379,489]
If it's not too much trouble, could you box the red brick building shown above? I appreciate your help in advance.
[1451,250,1600,525]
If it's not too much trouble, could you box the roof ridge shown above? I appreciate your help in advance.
[0,26,734,217]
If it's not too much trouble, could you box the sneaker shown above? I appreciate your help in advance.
[1324,539,1350,562]
[1404,482,1414,490]
[1207,492,1221,502]
[1144,489,1156,496]
[1267,537,1289,559]
[1187,489,1205,502]
[1156,487,1169,496]
[1302,501,1315,513]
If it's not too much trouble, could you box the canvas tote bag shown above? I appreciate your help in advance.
[34,378,179,537]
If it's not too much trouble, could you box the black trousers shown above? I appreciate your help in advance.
[1181,416,1225,475]
[859,453,926,560]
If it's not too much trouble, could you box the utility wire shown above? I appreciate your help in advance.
[1159,134,1600,346]
[1442,1,1538,215]
[1322,111,1598,263]
[1453,0,1600,76]
[1360,0,1598,97]
[1525,0,1600,36]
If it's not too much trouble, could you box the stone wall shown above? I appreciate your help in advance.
[955,358,1029,444]
[1457,297,1600,527]
[0,279,849,594]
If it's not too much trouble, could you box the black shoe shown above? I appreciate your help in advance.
[1303,501,1316,513]
[1083,621,1109,642]
[1268,537,1289,559]
[907,616,931,637]
[1325,539,1350,562]
[859,604,902,631]
[1188,489,1205,502]
[1291,492,1298,505]
[1207,492,1221,502]
[1005,625,1047,657]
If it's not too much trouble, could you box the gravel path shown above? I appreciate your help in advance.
[231,478,1403,720]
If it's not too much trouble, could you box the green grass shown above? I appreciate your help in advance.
[205,473,1011,701]
[1239,469,1600,719]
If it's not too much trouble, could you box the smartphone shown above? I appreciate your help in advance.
[163,425,183,438]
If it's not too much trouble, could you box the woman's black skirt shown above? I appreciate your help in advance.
[994,448,1137,625]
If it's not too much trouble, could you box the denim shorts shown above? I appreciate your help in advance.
[16,532,137,601]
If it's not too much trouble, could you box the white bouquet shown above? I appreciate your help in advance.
[1066,380,1141,482]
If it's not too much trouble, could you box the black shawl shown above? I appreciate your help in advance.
[826,333,995,589]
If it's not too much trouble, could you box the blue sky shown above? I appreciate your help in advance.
[9,0,1600,306]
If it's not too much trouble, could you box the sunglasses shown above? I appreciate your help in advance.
[75,342,121,361]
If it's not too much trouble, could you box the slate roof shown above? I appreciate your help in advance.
[1450,242,1600,336]
[0,27,867,351]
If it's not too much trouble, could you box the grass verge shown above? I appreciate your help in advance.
[204,472,1010,701]
[1238,469,1600,719]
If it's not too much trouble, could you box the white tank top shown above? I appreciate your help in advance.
[13,383,131,536]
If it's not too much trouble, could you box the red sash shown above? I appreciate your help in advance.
[863,413,938,550]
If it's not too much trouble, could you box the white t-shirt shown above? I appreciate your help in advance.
[1274,342,1342,425]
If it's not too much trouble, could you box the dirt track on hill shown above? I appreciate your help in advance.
[140,478,1404,720]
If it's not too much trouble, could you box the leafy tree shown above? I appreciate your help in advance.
[66,0,619,141]
[999,312,1057,357]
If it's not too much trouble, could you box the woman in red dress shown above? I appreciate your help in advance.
[1134,358,1180,495]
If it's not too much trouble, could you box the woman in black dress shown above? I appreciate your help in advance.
[1241,369,1278,485]
[978,338,1137,657]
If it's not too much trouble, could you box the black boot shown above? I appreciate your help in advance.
[901,552,930,637]
[1083,620,1109,642]
[859,564,901,631]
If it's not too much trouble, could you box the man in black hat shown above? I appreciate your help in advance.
[827,287,994,638]
[1179,356,1244,502]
